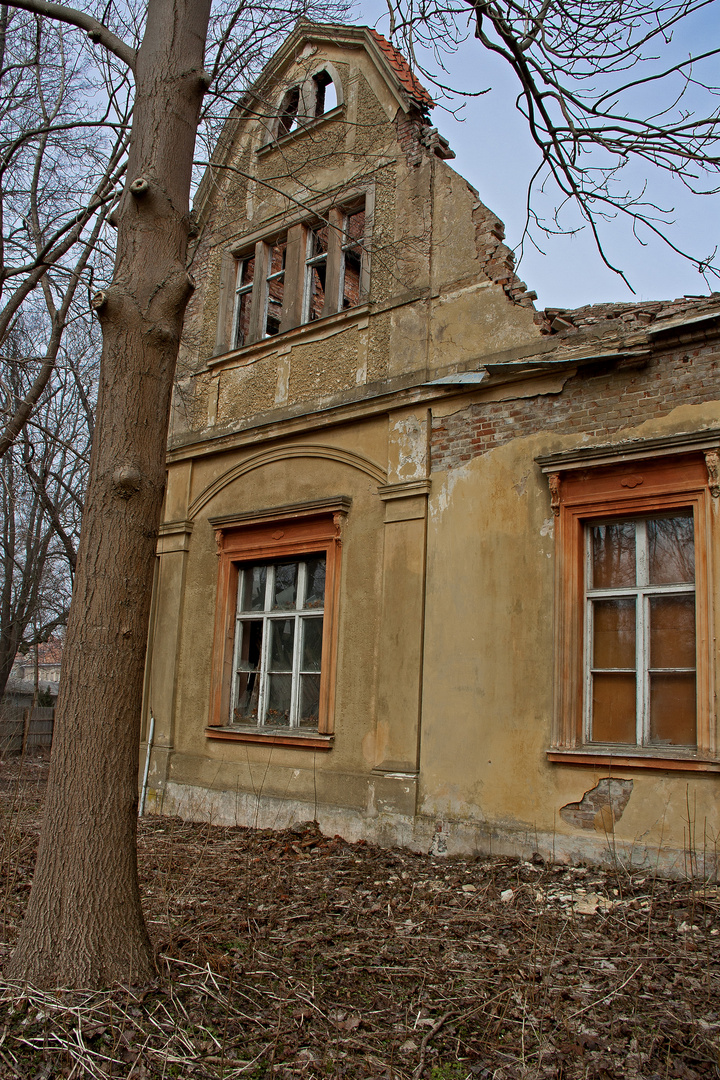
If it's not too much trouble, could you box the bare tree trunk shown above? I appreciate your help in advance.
[6,0,211,987]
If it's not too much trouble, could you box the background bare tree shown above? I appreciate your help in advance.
[1,0,348,991]
[0,317,95,698]
[387,0,720,287]
[0,3,129,458]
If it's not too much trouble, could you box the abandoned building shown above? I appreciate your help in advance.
[143,20,720,874]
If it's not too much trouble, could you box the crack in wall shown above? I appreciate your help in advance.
[560,778,633,832]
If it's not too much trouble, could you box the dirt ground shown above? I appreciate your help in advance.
[1,757,719,1079]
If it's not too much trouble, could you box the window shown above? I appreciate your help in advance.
[270,69,340,142]
[232,238,286,349]
[341,207,364,310]
[265,238,286,336]
[585,512,696,748]
[541,448,716,768]
[225,198,368,352]
[233,254,254,348]
[313,70,337,116]
[304,223,328,322]
[277,86,300,137]
[208,499,348,747]
[232,556,326,729]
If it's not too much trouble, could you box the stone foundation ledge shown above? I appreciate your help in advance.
[146,781,717,881]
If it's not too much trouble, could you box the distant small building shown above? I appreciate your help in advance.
[10,639,63,688]
[143,21,720,876]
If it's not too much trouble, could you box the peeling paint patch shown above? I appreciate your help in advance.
[429,820,448,856]
[513,472,529,497]
[540,517,554,539]
[390,414,427,481]
[430,461,471,520]
[560,778,633,832]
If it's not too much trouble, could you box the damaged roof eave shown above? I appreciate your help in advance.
[646,308,720,337]
[248,22,430,120]
[423,349,650,389]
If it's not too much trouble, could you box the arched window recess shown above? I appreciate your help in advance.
[266,65,343,145]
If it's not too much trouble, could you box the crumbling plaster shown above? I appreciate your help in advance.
[150,24,720,877]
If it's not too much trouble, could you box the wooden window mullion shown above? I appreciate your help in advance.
[247,239,269,345]
[322,207,345,319]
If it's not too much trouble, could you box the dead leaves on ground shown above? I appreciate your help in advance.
[0,759,719,1079]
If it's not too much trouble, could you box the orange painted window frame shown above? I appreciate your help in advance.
[207,503,345,742]
[549,452,716,767]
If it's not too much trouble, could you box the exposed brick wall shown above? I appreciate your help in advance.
[430,342,720,473]
[395,109,432,168]
[471,201,538,310]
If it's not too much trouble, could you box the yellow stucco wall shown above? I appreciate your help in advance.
[145,25,720,876]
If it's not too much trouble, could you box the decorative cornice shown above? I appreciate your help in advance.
[377,480,431,501]
[209,496,351,530]
[536,428,720,473]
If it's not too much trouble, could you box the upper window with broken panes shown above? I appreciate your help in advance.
[269,69,340,142]
[231,202,366,350]
[303,207,364,323]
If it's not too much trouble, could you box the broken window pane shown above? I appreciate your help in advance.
[304,558,326,609]
[266,238,286,336]
[306,226,328,321]
[240,566,266,612]
[342,209,364,310]
[266,674,292,725]
[313,70,336,116]
[233,256,255,348]
[269,619,294,671]
[234,620,263,721]
[237,620,263,671]
[277,86,299,136]
[302,617,323,671]
[299,674,321,727]
[273,563,297,609]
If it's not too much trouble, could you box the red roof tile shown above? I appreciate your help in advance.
[368,29,434,110]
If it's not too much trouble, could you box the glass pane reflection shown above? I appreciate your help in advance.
[592,521,636,589]
[648,513,694,584]
[593,598,636,669]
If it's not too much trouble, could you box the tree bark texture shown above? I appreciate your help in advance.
[6,0,212,987]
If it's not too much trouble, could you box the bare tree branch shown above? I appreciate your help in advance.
[1,0,136,69]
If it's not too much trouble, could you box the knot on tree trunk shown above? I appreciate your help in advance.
[130,177,150,197]
[112,464,142,498]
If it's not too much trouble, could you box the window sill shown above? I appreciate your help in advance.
[208,303,370,370]
[547,748,720,772]
[206,726,334,750]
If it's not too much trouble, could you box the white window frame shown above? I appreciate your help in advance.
[339,208,366,309]
[263,240,286,338]
[232,255,255,349]
[583,512,697,748]
[230,558,325,730]
[302,226,328,323]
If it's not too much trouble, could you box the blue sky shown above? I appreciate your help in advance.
[355,0,720,310]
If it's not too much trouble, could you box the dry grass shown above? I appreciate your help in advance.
[1,756,719,1079]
